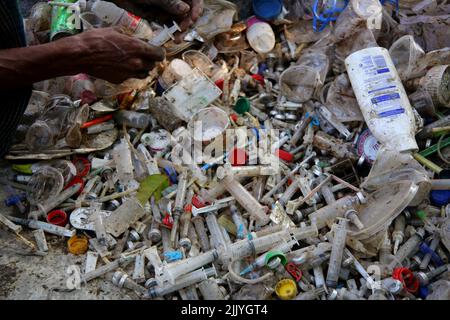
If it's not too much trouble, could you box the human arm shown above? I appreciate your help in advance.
[0,27,165,89]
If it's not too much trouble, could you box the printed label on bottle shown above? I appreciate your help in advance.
[359,55,405,118]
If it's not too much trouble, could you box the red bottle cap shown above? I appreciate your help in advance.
[46,210,68,227]
[275,149,293,162]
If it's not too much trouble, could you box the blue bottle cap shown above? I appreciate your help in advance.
[419,286,429,299]
[430,189,450,207]
[252,0,283,21]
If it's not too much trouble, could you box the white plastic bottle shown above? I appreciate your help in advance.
[345,47,418,152]
[87,0,153,40]
[246,17,275,54]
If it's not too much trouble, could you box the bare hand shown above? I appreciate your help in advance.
[73,27,165,83]
[112,0,204,43]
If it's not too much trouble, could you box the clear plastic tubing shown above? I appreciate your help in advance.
[326,218,348,288]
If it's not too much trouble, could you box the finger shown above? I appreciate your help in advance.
[190,0,204,22]
[178,16,194,32]
[174,30,187,44]
[136,41,166,61]
[148,0,190,16]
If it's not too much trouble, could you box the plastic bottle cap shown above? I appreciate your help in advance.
[275,149,294,162]
[415,210,427,220]
[253,0,283,21]
[392,267,419,294]
[275,279,298,300]
[192,194,207,208]
[265,250,287,266]
[251,74,265,85]
[234,97,251,115]
[46,210,68,227]
[72,157,91,177]
[65,176,85,196]
[229,148,248,166]
[429,189,450,207]
[67,235,89,255]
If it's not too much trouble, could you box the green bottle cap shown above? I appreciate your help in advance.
[234,97,250,115]
[265,250,287,267]
[415,210,427,220]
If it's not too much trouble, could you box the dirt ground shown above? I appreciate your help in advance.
[0,188,138,300]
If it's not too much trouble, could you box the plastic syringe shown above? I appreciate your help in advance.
[148,197,162,243]
[170,170,188,247]
[192,216,210,252]
[206,213,229,252]
[179,189,194,249]
[261,152,316,205]
[388,228,425,270]
[218,168,270,226]
[326,218,348,288]
[309,193,364,230]
[149,266,216,298]
[160,250,218,284]
[148,22,181,47]
[229,205,248,239]
[7,215,75,238]
[28,183,82,219]
[392,215,406,254]
[419,233,440,270]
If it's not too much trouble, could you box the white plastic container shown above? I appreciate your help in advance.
[159,59,194,90]
[345,47,418,152]
[88,0,153,40]
[246,17,275,54]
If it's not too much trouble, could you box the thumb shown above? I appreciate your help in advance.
[150,0,190,15]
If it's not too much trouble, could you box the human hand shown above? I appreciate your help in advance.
[72,27,165,83]
[111,0,204,43]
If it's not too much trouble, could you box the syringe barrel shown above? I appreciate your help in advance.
[309,195,359,229]
[391,229,424,268]
[174,171,188,212]
[164,250,217,284]
[420,233,440,270]
[222,176,269,225]
[326,219,348,288]
[152,266,216,297]
[192,216,210,252]
[206,214,228,251]
[279,180,299,206]
[230,205,248,239]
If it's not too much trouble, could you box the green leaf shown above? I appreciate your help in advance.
[136,174,169,205]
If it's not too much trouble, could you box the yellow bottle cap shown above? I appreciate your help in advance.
[67,235,89,255]
[275,279,298,300]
